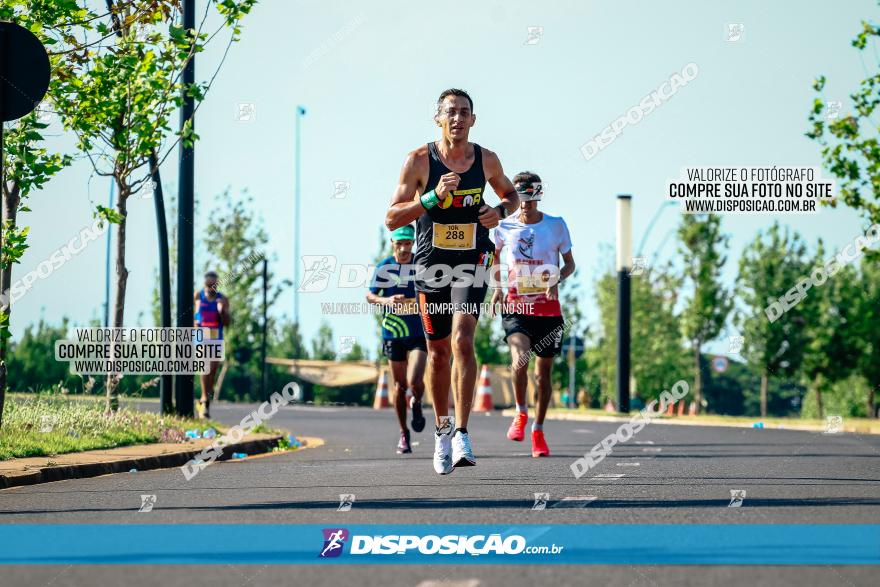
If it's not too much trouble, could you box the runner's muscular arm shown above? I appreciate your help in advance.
[559,250,576,282]
[385,149,429,231]
[547,250,576,301]
[220,297,231,327]
[479,148,519,228]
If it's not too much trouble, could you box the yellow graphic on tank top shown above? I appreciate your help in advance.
[438,188,482,209]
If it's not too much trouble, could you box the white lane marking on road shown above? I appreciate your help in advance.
[572,429,594,433]
[288,406,344,413]
[550,496,598,508]
[417,581,482,587]
[642,447,662,452]
[635,441,654,445]
[617,462,640,467]
[593,473,625,479]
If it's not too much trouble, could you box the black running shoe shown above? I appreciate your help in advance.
[410,397,426,433]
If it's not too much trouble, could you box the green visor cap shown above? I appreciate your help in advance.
[391,225,415,241]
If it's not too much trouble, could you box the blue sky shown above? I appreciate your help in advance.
[13,0,876,357]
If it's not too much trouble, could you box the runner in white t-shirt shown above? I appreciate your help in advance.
[490,171,576,457]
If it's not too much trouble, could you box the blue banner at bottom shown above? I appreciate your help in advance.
[0,525,877,565]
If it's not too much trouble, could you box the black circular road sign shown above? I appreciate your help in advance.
[0,21,51,122]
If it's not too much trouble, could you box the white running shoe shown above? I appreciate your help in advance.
[433,416,454,475]
[452,430,476,468]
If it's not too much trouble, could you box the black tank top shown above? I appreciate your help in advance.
[413,142,493,283]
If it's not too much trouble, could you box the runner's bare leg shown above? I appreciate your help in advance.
[507,332,532,410]
[199,373,210,404]
[407,350,427,403]
[451,313,478,429]
[389,359,409,431]
[534,356,554,425]
[427,338,452,427]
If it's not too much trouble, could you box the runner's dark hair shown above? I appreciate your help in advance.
[513,171,541,185]
[436,88,473,113]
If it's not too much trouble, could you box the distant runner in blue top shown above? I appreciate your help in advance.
[194,271,230,419]
[367,225,427,454]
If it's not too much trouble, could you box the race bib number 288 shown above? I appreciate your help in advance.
[433,222,476,250]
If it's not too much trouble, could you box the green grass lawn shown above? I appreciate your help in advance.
[0,393,222,460]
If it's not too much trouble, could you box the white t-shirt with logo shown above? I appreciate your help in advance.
[493,213,572,316]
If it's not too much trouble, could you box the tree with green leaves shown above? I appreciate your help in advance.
[267,318,309,400]
[551,270,589,404]
[201,190,285,401]
[6,318,81,394]
[797,241,861,419]
[47,0,255,412]
[855,257,880,417]
[311,322,337,361]
[807,6,880,243]
[677,214,732,414]
[0,0,85,427]
[594,262,688,407]
[736,223,810,417]
[474,312,507,367]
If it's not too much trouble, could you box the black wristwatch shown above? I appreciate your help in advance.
[495,204,508,219]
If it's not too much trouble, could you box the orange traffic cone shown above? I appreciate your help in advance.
[677,399,685,416]
[666,400,675,416]
[604,398,616,412]
[373,371,391,409]
[473,365,494,412]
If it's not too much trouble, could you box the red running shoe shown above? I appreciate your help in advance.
[507,412,527,441]
[531,430,550,457]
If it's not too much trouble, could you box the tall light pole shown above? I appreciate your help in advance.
[175,0,196,418]
[294,105,306,327]
[616,194,632,413]
[260,258,268,402]
[103,180,114,327]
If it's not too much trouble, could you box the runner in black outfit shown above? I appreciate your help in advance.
[385,89,518,475]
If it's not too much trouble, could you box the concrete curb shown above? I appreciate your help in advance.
[0,434,318,490]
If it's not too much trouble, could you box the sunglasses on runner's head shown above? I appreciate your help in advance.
[515,182,543,201]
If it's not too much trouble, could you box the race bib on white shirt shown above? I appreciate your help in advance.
[493,213,572,313]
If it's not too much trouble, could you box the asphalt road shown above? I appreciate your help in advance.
[2,401,879,586]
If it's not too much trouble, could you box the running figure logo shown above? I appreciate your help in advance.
[337,493,355,512]
[319,528,349,558]
[728,335,745,354]
[629,256,647,276]
[824,415,843,434]
[517,232,535,259]
[299,255,337,293]
[532,492,550,510]
[728,489,746,507]
[139,495,157,513]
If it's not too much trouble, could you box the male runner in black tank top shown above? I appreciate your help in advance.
[385,89,518,475]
